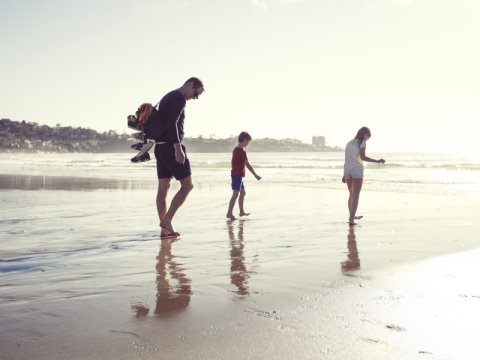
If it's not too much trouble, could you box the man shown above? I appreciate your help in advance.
[155,77,204,238]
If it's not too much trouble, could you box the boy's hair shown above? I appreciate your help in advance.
[238,131,252,143]
[184,77,204,90]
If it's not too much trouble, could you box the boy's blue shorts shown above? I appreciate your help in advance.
[231,175,245,191]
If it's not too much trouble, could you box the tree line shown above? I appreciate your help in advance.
[0,118,340,153]
[0,118,130,152]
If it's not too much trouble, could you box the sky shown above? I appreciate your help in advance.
[1,0,479,154]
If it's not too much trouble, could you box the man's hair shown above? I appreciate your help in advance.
[238,131,252,143]
[184,77,204,90]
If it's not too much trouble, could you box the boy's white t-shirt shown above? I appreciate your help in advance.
[344,140,366,168]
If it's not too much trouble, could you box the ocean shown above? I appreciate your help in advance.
[0,151,479,195]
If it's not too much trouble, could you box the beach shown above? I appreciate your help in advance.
[1,152,480,359]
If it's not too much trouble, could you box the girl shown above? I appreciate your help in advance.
[343,127,385,226]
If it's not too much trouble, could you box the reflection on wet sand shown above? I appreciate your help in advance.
[154,238,191,315]
[132,238,191,318]
[341,227,360,273]
[227,220,249,296]
[0,174,156,191]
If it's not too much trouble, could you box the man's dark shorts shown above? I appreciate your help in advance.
[154,144,191,180]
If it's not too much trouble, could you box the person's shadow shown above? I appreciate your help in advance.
[227,220,249,296]
[132,238,191,318]
[341,227,361,273]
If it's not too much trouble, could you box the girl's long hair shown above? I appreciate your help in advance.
[353,127,371,147]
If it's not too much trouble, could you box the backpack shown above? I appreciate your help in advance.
[137,103,155,125]
[127,102,166,140]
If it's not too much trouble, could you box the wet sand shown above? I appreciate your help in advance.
[1,175,480,359]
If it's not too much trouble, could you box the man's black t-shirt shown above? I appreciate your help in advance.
[156,90,186,144]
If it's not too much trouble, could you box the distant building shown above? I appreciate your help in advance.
[312,136,325,148]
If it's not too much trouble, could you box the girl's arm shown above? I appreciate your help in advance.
[246,161,261,180]
[360,148,385,163]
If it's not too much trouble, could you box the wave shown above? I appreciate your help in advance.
[191,162,480,171]
[0,174,157,191]
[0,234,158,272]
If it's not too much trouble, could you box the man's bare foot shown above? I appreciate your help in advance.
[160,220,175,234]
[239,212,250,217]
[354,216,363,220]
[226,214,237,220]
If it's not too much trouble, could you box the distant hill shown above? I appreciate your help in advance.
[185,136,341,152]
[0,118,341,153]
[0,118,131,152]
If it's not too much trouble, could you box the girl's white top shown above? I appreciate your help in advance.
[344,140,366,168]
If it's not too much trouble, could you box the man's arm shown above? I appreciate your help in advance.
[163,96,186,164]
[173,143,185,164]
[164,97,185,145]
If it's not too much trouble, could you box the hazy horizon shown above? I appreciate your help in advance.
[1,0,479,156]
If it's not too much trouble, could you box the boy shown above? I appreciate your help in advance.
[226,132,261,220]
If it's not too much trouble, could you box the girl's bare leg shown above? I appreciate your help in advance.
[347,178,363,225]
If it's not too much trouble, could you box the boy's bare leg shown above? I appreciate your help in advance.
[238,188,250,216]
[226,190,239,220]
[160,176,194,233]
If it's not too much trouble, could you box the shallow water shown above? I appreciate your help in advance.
[1,152,480,359]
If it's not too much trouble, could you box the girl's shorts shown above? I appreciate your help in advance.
[344,165,364,179]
